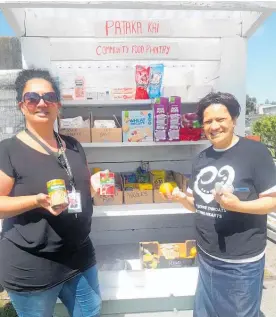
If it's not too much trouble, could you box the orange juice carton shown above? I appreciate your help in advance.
[100,171,115,196]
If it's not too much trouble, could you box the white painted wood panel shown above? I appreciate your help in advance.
[50,38,221,61]
[53,60,220,100]
[217,37,247,136]
[56,267,197,314]
[92,213,195,232]
[90,227,195,245]
[93,203,192,217]
[85,144,207,173]
[88,161,193,174]
[103,313,193,317]
[82,141,209,148]
[85,146,193,163]
[21,37,51,69]
[23,8,242,38]
[100,312,193,317]
[3,1,276,12]
[98,268,198,299]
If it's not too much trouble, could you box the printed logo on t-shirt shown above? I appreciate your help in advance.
[194,165,235,204]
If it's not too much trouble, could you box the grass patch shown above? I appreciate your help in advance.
[264,268,275,280]
[0,300,17,317]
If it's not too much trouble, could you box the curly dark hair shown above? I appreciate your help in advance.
[15,69,60,103]
[197,92,241,124]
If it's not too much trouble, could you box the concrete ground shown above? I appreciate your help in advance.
[261,239,276,317]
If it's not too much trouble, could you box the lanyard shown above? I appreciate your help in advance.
[25,129,76,189]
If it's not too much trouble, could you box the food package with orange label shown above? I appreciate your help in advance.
[140,240,197,269]
[122,110,153,142]
[99,171,115,196]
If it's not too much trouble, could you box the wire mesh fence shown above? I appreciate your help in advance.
[0,70,25,141]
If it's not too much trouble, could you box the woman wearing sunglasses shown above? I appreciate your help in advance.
[0,69,101,317]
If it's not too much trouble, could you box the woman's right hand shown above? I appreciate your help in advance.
[35,193,67,216]
[160,187,187,202]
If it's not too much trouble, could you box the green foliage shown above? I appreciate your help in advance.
[246,95,257,115]
[0,301,17,317]
[252,115,276,157]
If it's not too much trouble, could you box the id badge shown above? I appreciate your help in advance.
[68,190,82,213]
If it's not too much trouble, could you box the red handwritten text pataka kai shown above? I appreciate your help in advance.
[105,20,160,37]
[96,44,171,56]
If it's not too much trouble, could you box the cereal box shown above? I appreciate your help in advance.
[122,111,153,142]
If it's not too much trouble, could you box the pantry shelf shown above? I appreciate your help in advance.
[62,99,198,107]
[82,140,209,148]
[93,203,192,217]
[62,99,153,107]
[57,267,197,314]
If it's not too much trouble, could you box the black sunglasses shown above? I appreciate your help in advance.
[22,92,59,108]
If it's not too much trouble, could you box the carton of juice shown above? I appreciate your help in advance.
[74,76,86,100]
[100,172,115,196]
[154,97,169,142]
[168,96,181,129]
[168,96,181,141]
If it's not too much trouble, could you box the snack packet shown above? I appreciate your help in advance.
[135,65,150,100]
[148,64,164,99]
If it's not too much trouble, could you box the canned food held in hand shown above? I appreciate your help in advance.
[47,179,69,210]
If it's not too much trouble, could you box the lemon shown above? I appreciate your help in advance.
[159,182,174,195]
[190,247,197,257]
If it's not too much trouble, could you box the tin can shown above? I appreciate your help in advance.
[47,179,69,210]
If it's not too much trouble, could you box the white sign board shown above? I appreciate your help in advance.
[95,42,179,60]
[49,38,220,61]
[95,20,171,38]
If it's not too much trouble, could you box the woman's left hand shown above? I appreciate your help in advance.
[213,191,241,212]
[90,170,109,193]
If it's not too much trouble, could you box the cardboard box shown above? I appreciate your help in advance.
[93,190,123,206]
[91,128,122,143]
[93,174,123,206]
[122,172,153,205]
[151,171,189,203]
[59,128,91,143]
[124,189,153,205]
[140,240,197,269]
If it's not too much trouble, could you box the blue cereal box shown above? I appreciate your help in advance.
[122,110,153,142]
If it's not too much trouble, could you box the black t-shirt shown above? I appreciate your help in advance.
[0,135,96,292]
[188,137,276,260]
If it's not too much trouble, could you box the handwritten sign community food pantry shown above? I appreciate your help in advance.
[95,20,171,37]
[95,42,179,60]
[94,20,177,60]
[50,20,179,60]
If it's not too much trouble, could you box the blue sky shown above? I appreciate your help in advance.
[0,11,14,36]
[247,12,276,104]
[0,10,275,104]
